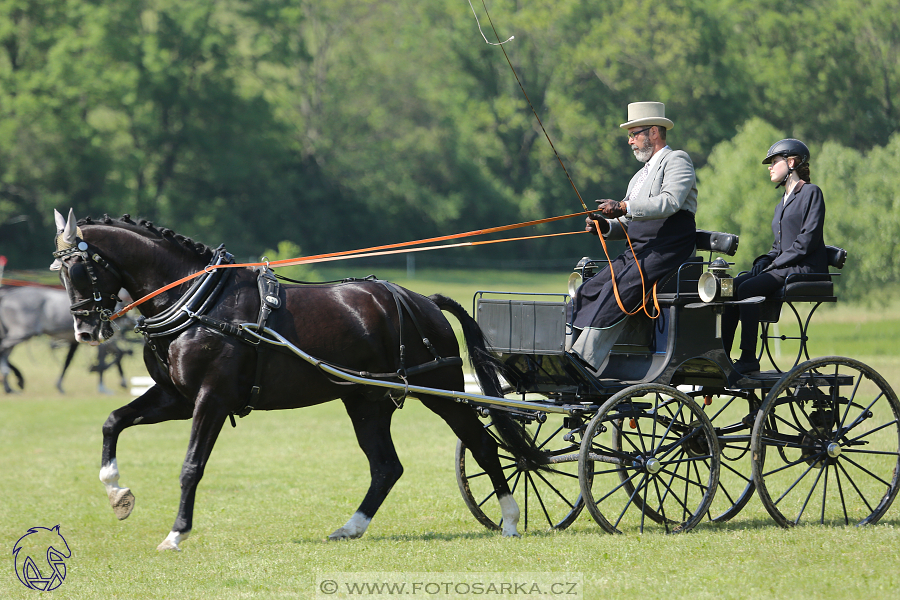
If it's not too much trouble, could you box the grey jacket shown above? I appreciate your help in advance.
[605,147,698,240]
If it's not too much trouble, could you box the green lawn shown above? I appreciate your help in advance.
[1,269,899,599]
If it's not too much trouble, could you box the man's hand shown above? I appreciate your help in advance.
[595,198,627,219]
[585,215,610,236]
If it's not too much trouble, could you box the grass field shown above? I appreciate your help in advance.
[1,268,899,599]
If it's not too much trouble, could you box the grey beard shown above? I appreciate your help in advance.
[633,144,653,163]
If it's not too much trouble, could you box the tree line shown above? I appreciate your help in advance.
[1,0,897,298]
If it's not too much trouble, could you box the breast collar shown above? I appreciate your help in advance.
[134,245,234,339]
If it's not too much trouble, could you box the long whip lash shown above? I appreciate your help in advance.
[469,0,658,318]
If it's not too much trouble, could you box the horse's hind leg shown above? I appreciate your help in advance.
[329,393,402,540]
[100,385,193,521]
[419,395,520,537]
[0,348,16,393]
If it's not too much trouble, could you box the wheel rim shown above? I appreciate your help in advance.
[751,357,900,527]
[578,384,720,534]
[456,414,585,531]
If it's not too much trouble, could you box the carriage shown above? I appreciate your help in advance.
[453,229,900,534]
[51,210,900,548]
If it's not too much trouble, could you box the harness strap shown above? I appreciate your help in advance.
[376,280,445,408]
[236,269,282,425]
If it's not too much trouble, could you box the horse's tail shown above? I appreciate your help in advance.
[429,294,548,467]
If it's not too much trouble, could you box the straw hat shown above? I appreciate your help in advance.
[619,102,674,130]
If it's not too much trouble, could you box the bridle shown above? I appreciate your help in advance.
[52,238,123,322]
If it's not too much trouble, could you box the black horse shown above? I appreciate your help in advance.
[50,209,532,550]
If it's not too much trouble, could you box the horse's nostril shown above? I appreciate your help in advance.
[77,332,94,343]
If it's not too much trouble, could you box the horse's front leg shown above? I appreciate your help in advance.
[100,385,193,520]
[157,392,230,551]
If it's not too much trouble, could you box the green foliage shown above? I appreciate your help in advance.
[0,0,897,302]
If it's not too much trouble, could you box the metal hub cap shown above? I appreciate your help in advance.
[826,443,841,458]
[645,457,662,474]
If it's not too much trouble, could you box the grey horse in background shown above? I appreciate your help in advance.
[0,286,135,394]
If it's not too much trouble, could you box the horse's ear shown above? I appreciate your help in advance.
[50,208,77,271]
[54,209,67,233]
[62,208,78,246]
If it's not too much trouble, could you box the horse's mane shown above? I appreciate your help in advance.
[77,214,215,262]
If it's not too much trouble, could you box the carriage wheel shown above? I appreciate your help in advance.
[751,357,900,527]
[455,412,584,531]
[578,384,720,534]
[695,390,760,522]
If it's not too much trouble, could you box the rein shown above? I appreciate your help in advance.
[107,210,593,321]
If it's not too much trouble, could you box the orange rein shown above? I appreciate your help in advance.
[108,210,594,320]
[590,217,660,320]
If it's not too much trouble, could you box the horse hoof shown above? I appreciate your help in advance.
[327,527,363,541]
[108,487,135,520]
[157,530,186,551]
[157,539,181,551]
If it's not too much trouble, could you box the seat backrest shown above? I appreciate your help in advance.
[695,230,739,256]
[826,245,847,269]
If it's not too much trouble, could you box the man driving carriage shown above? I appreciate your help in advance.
[568,102,698,370]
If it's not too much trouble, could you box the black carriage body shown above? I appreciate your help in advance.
[477,257,739,403]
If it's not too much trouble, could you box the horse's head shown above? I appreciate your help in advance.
[50,208,123,345]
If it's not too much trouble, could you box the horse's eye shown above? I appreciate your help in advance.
[69,262,91,291]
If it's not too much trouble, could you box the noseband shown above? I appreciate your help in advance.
[53,240,123,321]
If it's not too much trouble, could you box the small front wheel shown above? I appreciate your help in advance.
[456,412,584,531]
[578,384,720,533]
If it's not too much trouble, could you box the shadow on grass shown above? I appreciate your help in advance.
[695,515,900,532]
[292,530,500,544]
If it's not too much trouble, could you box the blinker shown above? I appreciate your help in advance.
[69,262,91,291]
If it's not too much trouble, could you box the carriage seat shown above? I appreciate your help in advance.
[614,230,740,348]
[759,245,846,322]
[653,229,740,305]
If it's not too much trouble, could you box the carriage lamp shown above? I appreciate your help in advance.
[698,258,734,303]
[568,257,600,297]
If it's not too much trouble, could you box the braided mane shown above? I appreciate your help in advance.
[76,214,215,262]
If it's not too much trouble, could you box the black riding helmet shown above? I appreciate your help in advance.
[762,138,810,187]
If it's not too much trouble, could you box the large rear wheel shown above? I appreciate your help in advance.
[751,357,900,527]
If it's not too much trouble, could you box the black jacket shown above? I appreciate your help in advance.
[765,180,827,276]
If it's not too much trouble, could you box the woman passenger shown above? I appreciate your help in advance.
[722,138,827,374]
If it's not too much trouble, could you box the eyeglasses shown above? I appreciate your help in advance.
[627,126,653,140]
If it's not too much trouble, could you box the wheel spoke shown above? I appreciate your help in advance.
[839,454,893,489]
[613,473,647,530]
[843,419,899,445]
[532,469,577,508]
[720,459,752,483]
[772,458,819,507]
[835,460,875,514]
[835,462,849,525]
[793,461,827,525]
